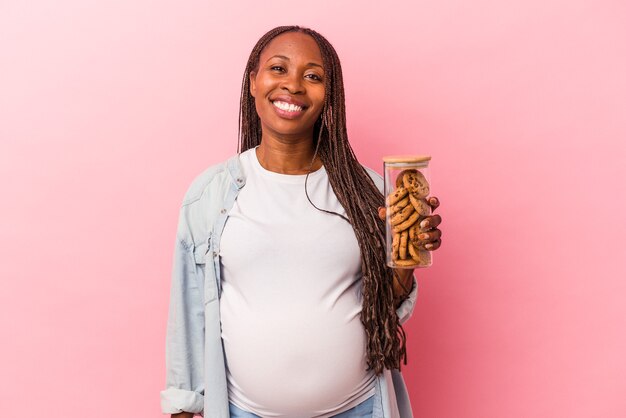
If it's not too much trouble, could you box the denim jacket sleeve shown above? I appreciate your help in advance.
[160,206,205,415]
[362,165,419,326]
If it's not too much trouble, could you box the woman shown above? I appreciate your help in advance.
[161,26,442,418]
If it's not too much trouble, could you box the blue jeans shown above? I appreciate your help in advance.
[228,395,375,418]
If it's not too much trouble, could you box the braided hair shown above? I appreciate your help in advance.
[237,25,408,374]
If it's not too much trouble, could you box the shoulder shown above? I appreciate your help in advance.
[180,154,239,206]
[175,154,241,246]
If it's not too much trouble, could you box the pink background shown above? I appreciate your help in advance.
[1,1,625,417]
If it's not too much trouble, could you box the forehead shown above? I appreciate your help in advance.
[259,32,323,64]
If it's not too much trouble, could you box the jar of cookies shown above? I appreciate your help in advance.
[383,155,432,269]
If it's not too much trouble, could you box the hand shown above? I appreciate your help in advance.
[378,196,442,304]
[378,196,442,251]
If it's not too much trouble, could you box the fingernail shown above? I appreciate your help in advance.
[418,233,429,240]
[420,219,429,228]
[425,243,433,249]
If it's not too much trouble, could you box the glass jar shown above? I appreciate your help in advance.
[383,155,433,269]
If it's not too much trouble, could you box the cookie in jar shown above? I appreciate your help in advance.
[383,155,433,268]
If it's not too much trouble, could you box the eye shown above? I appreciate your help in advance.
[270,65,285,72]
[305,73,323,82]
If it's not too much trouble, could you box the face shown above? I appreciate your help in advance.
[250,31,326,140]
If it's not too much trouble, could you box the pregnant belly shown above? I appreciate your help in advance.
[221,305,374,415]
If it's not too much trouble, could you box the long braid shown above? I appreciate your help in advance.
[238,26,407,375]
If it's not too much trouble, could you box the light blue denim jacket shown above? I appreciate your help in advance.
[160,153,419,418]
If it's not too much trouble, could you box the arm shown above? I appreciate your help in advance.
[364,166,434,326]
[395,272,418,325]
[393,268,415,309]
[393,200,441,324]
[160,208,205,415]
[377,199,440,325]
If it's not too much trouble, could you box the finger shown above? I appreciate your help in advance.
[427,196,440,211]
[417,229,441,242]
[378,206,386,220]
[425,238,441,251]
[411,240,431,251]
[419,214,442,230]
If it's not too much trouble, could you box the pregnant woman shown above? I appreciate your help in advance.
[160,26,442,418]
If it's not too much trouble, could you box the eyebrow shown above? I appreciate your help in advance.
[266,55,323,69]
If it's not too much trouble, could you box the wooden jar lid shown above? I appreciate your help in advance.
[382,155,431,163]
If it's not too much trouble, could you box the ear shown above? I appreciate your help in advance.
[249,71,257,98]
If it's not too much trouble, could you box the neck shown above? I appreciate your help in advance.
[255,133,323,175]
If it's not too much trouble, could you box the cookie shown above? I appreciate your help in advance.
[399,230,408,259]
[392,211,420,234]
[408,241,418,259]
[409,243,431,266]
[390,203,415,226]
[392,233,400,261]
[407,242,431,266]
[408,223,419,242]
[389,196,410,215]
[409,218,430,248]
[409,194,431,216]
[402,170,429,198]
[386,186,409,206]
[395,169,416,188]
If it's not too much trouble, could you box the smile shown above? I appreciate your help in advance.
[272,101,304,113]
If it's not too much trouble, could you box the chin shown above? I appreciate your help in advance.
[266,121,316,138]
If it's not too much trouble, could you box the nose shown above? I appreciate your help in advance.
[280,72,304,94]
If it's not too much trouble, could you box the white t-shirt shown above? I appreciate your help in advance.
[219,147,376,418]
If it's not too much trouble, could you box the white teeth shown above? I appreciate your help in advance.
[273,101,303,112]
